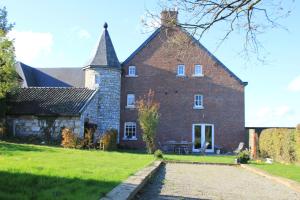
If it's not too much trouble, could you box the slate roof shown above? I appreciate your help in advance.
[7,87,96,116]
[122,27,247,86]
[85,23,121,69]
[16,62,85,87]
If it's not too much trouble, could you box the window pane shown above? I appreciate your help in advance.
[194,95,202,107]
[129,66,136,76]
[194,125,201,149]
[127,94,135,106]
[125,123,136,139]
[195,65,202,75]
[177,65,185,75]
[205,125,212,149]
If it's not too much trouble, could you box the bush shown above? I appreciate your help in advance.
[259,128,297,163]
[154,149,163,159]
[83,128,94,149]
[61,128,78,148]
[100,129,117,151]
[237,150,250,164]
[296,124,300,162]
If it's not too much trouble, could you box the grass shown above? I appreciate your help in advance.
[0,141,154,200]
[164,154,235,164]
[250,162,300,183]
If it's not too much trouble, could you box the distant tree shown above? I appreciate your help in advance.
[144,0,294,62]
[136,89,160,154]
[0,6,18,118]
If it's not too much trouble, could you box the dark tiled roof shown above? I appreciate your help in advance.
[7,87,96,116]
[122,27,246,86]
[15,62,85,87]
[85,23,121,69]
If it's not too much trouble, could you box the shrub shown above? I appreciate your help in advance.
[100,129,117,151]
[61,128,78,148]
[154,149,163,159]
[84,128,94,149]
[259,128,297,163]
[237,150,250,164]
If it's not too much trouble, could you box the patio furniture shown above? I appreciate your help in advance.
[175,142,192,154]
[233,142,244,155]
[199,142,210,155]
[158,141,168,153]
[167,141,192,154]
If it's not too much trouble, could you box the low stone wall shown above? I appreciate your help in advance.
[6,115,82,139]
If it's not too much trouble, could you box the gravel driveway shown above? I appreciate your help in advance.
[134,163,300,200]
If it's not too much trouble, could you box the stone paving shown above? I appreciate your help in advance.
[134,163,300,200]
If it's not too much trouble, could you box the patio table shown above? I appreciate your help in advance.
[165,141,193,154]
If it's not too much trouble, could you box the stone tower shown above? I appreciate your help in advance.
[83,23,121,137]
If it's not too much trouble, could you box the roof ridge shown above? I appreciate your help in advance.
[25,87,94,90]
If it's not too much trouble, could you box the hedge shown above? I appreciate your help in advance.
[259,127,299,163]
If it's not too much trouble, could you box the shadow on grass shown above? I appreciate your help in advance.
[0,142,53,156]
[0,170,119,200]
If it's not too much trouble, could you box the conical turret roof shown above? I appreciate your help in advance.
[86,22,121,69]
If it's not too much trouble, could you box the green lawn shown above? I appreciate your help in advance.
[164,154,235,164]
[250,162,300,183]
[0,141,154,200]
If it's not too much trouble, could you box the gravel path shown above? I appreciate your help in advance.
[134,163,300,200]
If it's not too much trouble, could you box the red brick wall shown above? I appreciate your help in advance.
[120,27,246,151]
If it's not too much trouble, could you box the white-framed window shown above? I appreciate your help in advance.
[95,74,100,87]
[124,122,137,140]
[126,94,135,108]
[128,66,137,77]
[177,64,185,76]
[194,64,203,76]
[194,94,203,109]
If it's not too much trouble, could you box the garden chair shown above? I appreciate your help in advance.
[233,142,244,155]
[158,141,168,153]
[199,142,210,155]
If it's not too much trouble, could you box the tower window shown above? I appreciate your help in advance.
[95,74,100,87]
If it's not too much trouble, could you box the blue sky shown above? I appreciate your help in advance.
[2,0,300,127]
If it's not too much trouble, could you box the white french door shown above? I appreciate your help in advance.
[192,124,214,153]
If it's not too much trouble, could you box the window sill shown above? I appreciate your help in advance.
[123,137,137,141]
[176,75,186,77]
[125,75,138,78]
[193,106,204,110]
[192,74,204,77]
[126,105,135,109]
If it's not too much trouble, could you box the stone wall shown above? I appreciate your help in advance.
[84,67,121,138]
[6,115,82,139]
[80,91,101,138]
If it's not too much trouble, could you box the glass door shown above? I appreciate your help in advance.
[192,124,214,152]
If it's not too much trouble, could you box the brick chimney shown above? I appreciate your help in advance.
[161,10,178,27]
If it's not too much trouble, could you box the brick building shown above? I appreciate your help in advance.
[8,11,247,152]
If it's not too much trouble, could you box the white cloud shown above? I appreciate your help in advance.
[78,29,91,39]
[71,26,91,40]
[8,30,53,64]
[288,75,300,92]
[248,105,297,127]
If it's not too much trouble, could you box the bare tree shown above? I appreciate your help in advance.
[142,0,294,62]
